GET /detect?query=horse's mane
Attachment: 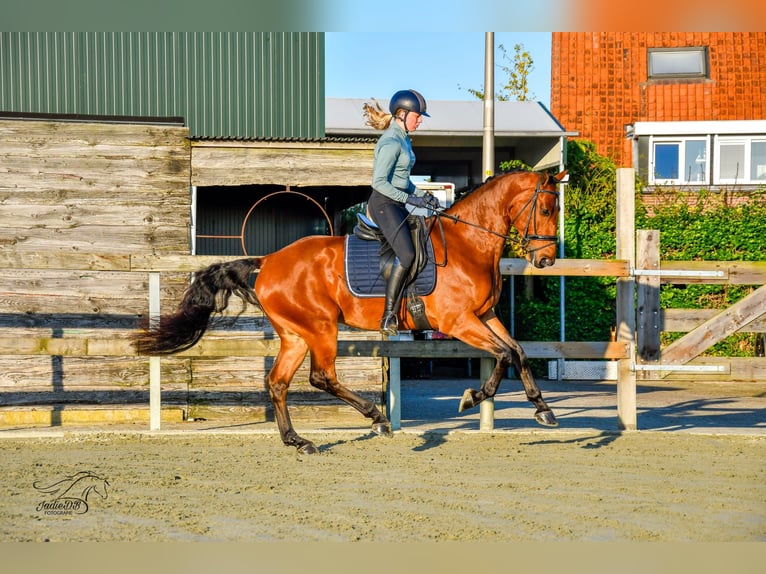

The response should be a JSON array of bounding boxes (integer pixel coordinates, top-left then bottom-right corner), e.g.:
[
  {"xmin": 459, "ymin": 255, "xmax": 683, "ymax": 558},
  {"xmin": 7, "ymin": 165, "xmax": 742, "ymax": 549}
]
[{"xmin": 451, "ymin": 169, "xmax": 537, "ymax": 207}]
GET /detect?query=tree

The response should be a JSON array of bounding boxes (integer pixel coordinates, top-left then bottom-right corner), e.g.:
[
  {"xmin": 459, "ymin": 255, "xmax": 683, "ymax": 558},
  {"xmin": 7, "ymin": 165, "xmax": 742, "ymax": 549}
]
[{"xmin": 461, "ymin": 43, "xmax": 536, "ymax": 101}]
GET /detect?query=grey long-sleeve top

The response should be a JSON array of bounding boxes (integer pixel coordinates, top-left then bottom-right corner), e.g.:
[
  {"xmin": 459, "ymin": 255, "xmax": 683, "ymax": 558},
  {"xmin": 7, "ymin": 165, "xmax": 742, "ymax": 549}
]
[{"xmin": 370, "ymin": 122, "xmax": 424, "ymax": 203}]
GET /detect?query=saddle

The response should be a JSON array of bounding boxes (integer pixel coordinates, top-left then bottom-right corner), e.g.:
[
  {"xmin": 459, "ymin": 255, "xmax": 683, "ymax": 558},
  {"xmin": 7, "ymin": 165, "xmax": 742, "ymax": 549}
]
[{"xmin": 344, "ymin": 213, "xmax": 436, "ymax": 330}]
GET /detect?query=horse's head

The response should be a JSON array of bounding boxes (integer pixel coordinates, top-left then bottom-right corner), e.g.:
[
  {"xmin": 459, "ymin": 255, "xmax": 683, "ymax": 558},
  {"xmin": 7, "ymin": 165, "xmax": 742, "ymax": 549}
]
[
  {"xmin": 82, "ymin": 475, "xmax": 110, "ymax": 501},
  {"xmin": 33, "ymin": 470, "xmax": 109, "ymax": 502},
  {"xmin": 509, "ymin": 170, "xmax": 565, "ymax": 268}
]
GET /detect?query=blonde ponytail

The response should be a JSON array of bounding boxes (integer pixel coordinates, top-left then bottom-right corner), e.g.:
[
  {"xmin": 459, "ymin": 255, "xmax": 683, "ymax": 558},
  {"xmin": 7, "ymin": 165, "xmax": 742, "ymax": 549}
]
[{"xmin": 362, "ymin": 99, "xmax": 394, "ymax": 130}]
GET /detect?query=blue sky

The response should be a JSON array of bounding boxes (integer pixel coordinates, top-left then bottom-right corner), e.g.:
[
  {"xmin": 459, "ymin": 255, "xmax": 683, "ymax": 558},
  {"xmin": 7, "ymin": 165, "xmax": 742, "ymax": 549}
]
[{"xmin": 325, "ymin": 32, "xmax": 552, "ymax": 108}]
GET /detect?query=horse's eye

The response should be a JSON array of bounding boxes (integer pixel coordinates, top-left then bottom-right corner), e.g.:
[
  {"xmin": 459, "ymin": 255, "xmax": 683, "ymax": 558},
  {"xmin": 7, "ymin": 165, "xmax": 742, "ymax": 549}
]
[{"xmin": 541, "ymin": 208, "xmax": 552, "ymax": 217}]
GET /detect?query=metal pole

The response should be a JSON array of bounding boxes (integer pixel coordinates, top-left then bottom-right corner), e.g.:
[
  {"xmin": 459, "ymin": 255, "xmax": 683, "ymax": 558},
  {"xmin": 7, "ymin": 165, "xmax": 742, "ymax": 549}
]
[
  {"xmin": 482, "ymin": 32, "xmax": 495, "ymax": 182},
  {"xmin": 557, "ymin": 135, "xmax": 566, "ymax": 382},
  {"xmin": 480, "ymin": 32, "xmax": 495, "ymax": 427}
]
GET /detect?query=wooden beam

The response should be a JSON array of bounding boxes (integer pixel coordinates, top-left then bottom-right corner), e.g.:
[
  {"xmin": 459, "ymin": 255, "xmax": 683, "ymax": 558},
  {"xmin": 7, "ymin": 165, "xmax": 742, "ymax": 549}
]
[
  {"xmin": 662, "ymin": 308, "xmax": 766, "ymax": 333},
  {"xmin": 661, "ymin": 283, "xmax": 766, "ymax": 364},
  {"xmin": 338, "ymin": 340, "xmax": 629, "ymax": 359},
  {"xmin": 0, "ymin": 336, "xmax": 629, "ymax": 360},
  {"xmin": 1, "ymin": 252, "xmax": 634, "ymax": 277},
  {"xmin": 0, "ymin": 252, "xmax": 131, "ymax": 271},
  {"xmin": 191, "ymin": 141, "xmax": 374, "ymax": 187},
  {"xmin": 659, "ymin": 261, "xmax": 766, "ymax": 284},
  {"xmin": 615, "ymin": 168, "xmax": 637, "ymax": 430},
  {"xmin": 636, "ymin": 230, "xmax": 661, "ymax": 362},
  {"xmin": 499, "ymin": 258, "xmax": 630, "ymax": 277},
  {"xmin": 129, "ymin": 254, "xmax": 248, "ymax": 272}
]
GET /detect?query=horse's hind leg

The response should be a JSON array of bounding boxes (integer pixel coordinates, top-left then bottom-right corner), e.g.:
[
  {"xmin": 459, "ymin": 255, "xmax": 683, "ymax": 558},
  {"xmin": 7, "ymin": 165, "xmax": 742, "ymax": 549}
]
[
  {"xmin": 307, "ymin": 336, "xmax": 392, "ymax": 438},
  {"xmin": 266, "ymin": 334, "xmax": 319, "ymax": 454}
]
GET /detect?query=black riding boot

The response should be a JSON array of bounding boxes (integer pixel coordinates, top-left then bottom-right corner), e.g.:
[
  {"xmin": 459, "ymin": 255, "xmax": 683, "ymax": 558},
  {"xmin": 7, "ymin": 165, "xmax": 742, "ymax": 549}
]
[{"xmin": 380, "ymin": 262, "xmax": 410, "ymax": 336}]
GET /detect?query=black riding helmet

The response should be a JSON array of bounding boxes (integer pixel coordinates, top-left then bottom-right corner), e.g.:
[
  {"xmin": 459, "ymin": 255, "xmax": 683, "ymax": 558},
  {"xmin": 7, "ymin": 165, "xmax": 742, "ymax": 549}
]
[{"xmin": 389, "ymin": 89, "xmax": 430, "ymax": 117}]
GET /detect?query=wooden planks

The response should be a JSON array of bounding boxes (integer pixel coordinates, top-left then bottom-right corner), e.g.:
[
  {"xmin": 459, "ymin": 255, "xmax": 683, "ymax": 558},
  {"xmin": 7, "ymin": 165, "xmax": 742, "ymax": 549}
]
[
  {"xmin": 615, "ymin": 168, "xmax": 637, "ymax": 430},
  {"xmin": 0, "ymin": 118, "xmax": 194, "ymax": 412},
  {"xmin": 1, "ymin": 122, "xmax": 764, "ymax": 421},
  {"xmin": 0, "ymin": 120, "xmax": 190, "ymax": 194},
  {"xmin": 191, "ymin": 140, "xmax": 374, "ymax": 187}
]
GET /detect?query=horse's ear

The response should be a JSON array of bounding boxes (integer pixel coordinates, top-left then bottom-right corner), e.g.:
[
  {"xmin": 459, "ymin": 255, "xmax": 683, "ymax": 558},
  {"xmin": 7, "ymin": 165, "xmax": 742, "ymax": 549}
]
[{"xmin": 552, "ymin": 170, "xmax": 569, "ymax": 183}]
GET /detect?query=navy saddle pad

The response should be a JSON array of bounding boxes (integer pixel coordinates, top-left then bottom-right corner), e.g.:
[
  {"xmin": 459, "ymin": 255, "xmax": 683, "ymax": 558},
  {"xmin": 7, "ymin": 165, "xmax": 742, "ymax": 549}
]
[{"xmin": 344, "ymin": 234, "xmax": 436, "ymax": 298}]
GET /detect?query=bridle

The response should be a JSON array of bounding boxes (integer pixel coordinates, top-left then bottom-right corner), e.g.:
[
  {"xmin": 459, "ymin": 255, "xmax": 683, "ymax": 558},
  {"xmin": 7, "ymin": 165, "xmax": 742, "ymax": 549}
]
[
  {"xmin": 428, "ymin": 174, "xmax": 560, "ymax": 263},
  {"xmin": 510, "ymin": 176, "xmax": 560, "ymax": 253}
]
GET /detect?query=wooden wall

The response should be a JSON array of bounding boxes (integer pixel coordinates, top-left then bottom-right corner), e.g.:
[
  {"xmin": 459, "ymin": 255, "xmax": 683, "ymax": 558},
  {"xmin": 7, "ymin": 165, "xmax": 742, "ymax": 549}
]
[
  {"xmin": 0, "ymin": 118, "xmax": 192, "ymax": 313},
  {"xmin": 191, "ymin": 139, "xmax": 374, "ymax": 187},
  {"xmin": 0, "ymin": 118, "xmax": 384, "ymax": 422}
]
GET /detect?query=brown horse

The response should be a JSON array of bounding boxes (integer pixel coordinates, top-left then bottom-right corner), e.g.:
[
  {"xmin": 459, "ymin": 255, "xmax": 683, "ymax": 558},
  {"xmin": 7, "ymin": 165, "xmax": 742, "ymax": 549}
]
[{"xmin": 133, "ymin": 169, "xmax": 566, "ymax": 453}]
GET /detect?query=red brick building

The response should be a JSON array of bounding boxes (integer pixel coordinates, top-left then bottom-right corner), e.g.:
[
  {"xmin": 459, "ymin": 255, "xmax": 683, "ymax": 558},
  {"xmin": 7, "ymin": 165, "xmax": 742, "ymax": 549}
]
[{"xmin": 551, "ymin": 32, "xmax": 766, "ymax": 190}]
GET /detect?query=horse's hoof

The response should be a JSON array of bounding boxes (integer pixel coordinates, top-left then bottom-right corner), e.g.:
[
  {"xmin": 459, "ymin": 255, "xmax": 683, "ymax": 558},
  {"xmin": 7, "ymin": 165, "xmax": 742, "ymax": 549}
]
[
  {"xmin": 372, "ymin": 421, "xmax": 393, "ymax": 437},
  {"xmin": 458, "ymin": 389, "xmax": 476, "ymax": 413},
  {"xmin": 297, "ymin": 442, "xmax": 319, "ymax": 455},
  {"xmin": 535, "ymin": 409, "xmax": 558, "ymax": 427}
]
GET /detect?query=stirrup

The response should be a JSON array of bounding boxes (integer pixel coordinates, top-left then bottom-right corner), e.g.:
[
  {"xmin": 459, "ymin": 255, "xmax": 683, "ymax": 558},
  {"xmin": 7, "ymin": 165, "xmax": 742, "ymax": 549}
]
[{"xmin": 380, "ymin": 313, "xmax": 399, "ymax": 336}]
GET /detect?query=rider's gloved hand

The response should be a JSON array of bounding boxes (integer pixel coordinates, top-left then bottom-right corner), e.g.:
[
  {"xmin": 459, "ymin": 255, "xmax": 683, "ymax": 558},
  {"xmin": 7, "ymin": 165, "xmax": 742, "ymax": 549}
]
[
  {"xmin": 406, "ymin": 193, "xmax": 441, "ymax": 211},
  {"xmin": 424, "ymin": 193, "xmax": 441, "ymax": 210}
]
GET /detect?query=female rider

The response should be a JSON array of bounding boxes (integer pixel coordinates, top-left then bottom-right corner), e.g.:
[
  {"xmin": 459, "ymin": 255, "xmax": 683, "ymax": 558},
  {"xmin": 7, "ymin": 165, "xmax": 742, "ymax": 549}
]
[{"xmin": 362, "ymin": 89, "xmax": 441, "ymax": 336}]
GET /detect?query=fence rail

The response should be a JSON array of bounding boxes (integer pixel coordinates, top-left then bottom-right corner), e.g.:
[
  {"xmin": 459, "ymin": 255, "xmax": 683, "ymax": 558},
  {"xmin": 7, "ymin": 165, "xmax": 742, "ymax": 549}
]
[
  {"xmin": 2, "ymin": 251, "xmax": 765, "ymax": 431},
  {"xmin": 0, "ymin": 254, "xmax": 633, "ymax": 431},
  {"xmin": 0, "ymin": 335, "xmax": 629, "ymax": 360}
]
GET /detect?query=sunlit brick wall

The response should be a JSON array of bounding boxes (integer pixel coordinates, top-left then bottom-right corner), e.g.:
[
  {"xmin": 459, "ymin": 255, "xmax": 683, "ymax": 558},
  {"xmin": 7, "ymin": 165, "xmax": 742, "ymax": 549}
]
[{"xmin": 551, "ymin": 32, "xmax": 766, "ymax": 167}]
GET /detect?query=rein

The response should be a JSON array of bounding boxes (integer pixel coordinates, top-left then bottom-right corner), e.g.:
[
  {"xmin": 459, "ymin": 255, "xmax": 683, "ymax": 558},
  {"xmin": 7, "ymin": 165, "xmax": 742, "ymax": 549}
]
[{"xmin": 429, "ymin": 177, "xmax": 560, "ymax": 262}]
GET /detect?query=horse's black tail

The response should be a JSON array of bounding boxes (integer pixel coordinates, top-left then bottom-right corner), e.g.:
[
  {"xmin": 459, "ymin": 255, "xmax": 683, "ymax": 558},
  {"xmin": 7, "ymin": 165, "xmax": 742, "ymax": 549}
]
[{"xmin": 132, "ymin": 257, "xmax": 263, "ymax": 355}]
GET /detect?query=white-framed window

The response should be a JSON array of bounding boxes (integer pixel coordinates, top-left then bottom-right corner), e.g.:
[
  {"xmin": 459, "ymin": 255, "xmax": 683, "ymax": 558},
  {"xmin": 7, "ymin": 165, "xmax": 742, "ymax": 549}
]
[
  {"xmin": 633, "ymin": 121, "xmax": 766, "ymax": 189},
  {"xmin": 648, "ymin": 47, "xmax": 708, "ymax": 79},
  {"xmin": 649, "ymin": 136, "xmax": 709, "ymax": 185},
  {"xmin": 714, "ymin": 136, "xmax": 766, "ymax": 184}
]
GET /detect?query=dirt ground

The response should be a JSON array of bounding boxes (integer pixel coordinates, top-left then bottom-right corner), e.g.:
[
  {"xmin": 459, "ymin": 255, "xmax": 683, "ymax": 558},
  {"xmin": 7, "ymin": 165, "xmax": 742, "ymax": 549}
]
[{"xmin": 1, "ymin": 379, "xmax": 765, "ymax": 542}]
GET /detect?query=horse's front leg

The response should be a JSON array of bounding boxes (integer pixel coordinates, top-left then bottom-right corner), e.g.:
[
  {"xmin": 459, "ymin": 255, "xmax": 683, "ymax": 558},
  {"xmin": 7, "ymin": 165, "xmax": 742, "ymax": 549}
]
[
  {"xmin": 457, "ymin": 350, "xmax": 509, "ymax": 412},
  {"xmin": 453, "ymin": 314, "xmax": 557, "ymax": 427},
  {"xmin": 484, "ymin": 314, "xmax": 557, "ymax": 426}
]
